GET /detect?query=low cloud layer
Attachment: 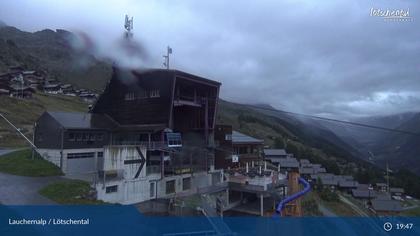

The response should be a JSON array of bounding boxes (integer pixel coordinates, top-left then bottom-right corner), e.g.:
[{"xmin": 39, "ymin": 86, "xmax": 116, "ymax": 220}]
[{"xmin": 0, "ymin": 0, "xmax": 419, "ymax": 118}]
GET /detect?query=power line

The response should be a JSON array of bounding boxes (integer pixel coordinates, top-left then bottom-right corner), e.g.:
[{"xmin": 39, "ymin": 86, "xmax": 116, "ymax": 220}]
[{"xmin": 226, "ymin": 101, "xmax": 420, "ymax": 137}]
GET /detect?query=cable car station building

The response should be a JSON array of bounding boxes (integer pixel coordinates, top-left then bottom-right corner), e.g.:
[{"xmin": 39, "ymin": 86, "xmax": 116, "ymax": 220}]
[{"xmin": 34, "ymin": 67, "xmax": 223, "ymax": 204}]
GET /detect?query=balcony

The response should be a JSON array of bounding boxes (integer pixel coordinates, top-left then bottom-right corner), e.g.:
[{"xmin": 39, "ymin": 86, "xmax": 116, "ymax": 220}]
[
  {"xmin": 173, "ymin": 95, "xmax": 203, "ymax": 107},
  {"xmin": 109, "ymin": 141, "xmax": 167, "ymax": 150}
]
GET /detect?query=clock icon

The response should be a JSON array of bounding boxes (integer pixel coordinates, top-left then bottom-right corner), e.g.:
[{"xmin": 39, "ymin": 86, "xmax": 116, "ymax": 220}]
[{"xmin": 384, "ymin": 222, "xmax": 393, "ymax": 232}]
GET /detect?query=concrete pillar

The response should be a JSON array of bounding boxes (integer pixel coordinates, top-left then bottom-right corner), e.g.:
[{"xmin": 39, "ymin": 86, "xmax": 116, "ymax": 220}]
[
  {"xmin": 264, "ymin": 162, "xmax": 267, "ymax": 171},
  {"xmin": 226, "ymin": 189, "xmax": 229, "ymax": 206},
  {"xmin": 260, "ymin": 194, "xmax": 264, "ymax": 217},
  {"xmin": 246, "ymin": 162, "xmax": 249, "ymax": 173}
]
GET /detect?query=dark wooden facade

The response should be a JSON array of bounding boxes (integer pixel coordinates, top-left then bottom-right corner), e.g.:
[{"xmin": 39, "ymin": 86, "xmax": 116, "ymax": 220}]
[
  {"xmin": 34, "ymin": 112, "xmax": 112, "ymax": 149},
  {"xmin": 214, "ymin": 124, "xmax": 233, "ymax": 169},
  {"xmin": 92, "ymin": 68, "xmax": 220, "ymax": 135},
  {"xmin": 35, "ymin": 67, "xmax": 222, "ymax": 177}
]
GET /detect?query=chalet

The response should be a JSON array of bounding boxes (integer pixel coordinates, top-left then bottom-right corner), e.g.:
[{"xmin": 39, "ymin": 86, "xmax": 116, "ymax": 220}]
[
  {"xmin": 338, "ymin": 180, "xmax": 359, "ymax": 193},
  {"xmin": 263, "ymin": 149, "xmax": 287, "ymax": 161},
  {"xmin": 371, "ymin": 199, "xmax": 402, "ymax": 216},
  {"xmin": 276, "ymin": 157, "xmax": 300, "ymax": 171},
  {"xmin": 214, "ymin": 128, "xmax": 264, "ymax": 169},
  {"xmin": 351, "ymin": 189, "xmax": 376, "ymax": 200},
  {"xmin": 61, "ymin": 84, "xmax": 74, "ymax": 95},
  {"xmin": 231, "ymin": 131, "xmax": 263, "ymax": 163},
  {"xmin": 311, "ymin": 174, "xmax": 357, "ymax": 191},
  {"xmin": 35, "ymin": 68, "xmax": 223, "ymax": 204},
  {"xmin": 390, "ymin": 187, "xmax": 404, "ymax": 197},
  {"xmin": 375, "ymin": 183, "xmax": 388, "ymax": 192},
  {"xmin": 43, "ymin": 84, "xmax": 61, "ymax": 94},
  {"xmin": 9, "ymin": 84, "xmax": 35, "ymax": 98}
]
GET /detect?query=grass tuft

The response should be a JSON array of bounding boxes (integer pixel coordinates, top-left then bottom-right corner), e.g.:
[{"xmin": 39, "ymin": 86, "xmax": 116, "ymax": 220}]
[{"xmin": 0, "ymin": 149, "xmax": 63, "ymax": 176}]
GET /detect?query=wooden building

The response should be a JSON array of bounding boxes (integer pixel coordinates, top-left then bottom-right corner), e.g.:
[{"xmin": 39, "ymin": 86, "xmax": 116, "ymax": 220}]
[
  {"xmin": 34, "ymin": 67, "xmax": 223, "ymax": 204},
  {"xmin": 214, "ymin": 127, "xmax": 264, "ymax": 169}
]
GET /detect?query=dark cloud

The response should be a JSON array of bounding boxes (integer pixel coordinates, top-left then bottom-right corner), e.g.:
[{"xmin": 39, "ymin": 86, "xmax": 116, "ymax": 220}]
[{"xmin": 0, "ymin": 0, "xmax": 419, "ymax": 117}]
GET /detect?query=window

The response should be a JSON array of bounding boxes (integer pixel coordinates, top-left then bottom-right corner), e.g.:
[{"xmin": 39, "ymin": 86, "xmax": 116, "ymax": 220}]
[
  {"xmin": 167, "ymin": 133, "xmax": 182, "ymax": 147},
  {"xmin": 166, "ymin": 180, "xmax": 175, "ymax": 194},
  {"xmin": 124, "ymin": 92, "xmax": 135, "ymax": 101},
  {"xmin": 150, "ymin": 89, "xmax": 160, "ymax": 98},
  {"xmin": 182, "ymin": 177, "xmax": 191, "ymax": 191},
  {"xmin": 97, "ymin": 152, "xmax": 103, "ymax": 158},
  {"xmin": 225, "ymin": 134, "xmax": 232, "ymax": 141},
  {"xmin": 83, "ymin": 133, "xmax": 89, "ymax": 141},
  {"xmin": 89, "ymin": 133, "xmax": 96, "ymax": 141},
  {"xmin": 96, "ymin": 133, "xmax": 104, "ymax": 141},
  {"xmin": 68, "ymin": 133, "xmax": 75, "ymax": 141},
  {"xmin": 150, "ymin": 182, "xmax": 155, "ymax": 198},
  {"xmin": 67, "ymin": 152, "xmax": 95, "ymax": 159},
  {"xmin": 76, "ymin": 133, "xmax": 83, "ymax": 141},
  {"xmin": 105, "ymin": 185, "xmax": 118, "ymax": 193}
]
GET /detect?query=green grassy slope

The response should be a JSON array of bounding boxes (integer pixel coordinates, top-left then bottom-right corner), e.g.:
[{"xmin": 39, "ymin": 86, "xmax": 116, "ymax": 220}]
[
  {"xmin": 0, "ymin": 149, "xmax": 63, "ymax": 176},
  {"xmin": 0, "ymin": 93, "xmax": 88, "ymax": 147}
]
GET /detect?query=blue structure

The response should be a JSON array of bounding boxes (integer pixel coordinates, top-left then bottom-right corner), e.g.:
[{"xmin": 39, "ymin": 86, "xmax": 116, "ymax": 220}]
[{"xmin": 274, "ymin": 177, "xmax": 311, "ymax": 217}]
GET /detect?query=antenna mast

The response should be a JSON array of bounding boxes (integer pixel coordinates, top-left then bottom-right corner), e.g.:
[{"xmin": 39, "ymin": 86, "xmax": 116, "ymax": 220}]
[
  {"xmin": 163, "ymin": 46, "xmax": 172, "ymax": 69},
  {"xmin": 124, "ymin": 14, "xmax": 133, "ymax": 39}
]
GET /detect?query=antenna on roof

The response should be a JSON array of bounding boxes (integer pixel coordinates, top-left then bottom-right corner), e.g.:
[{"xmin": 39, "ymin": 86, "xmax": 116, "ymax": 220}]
[
  {"xmin": 163, "ymin": 46, "xmax": 172, "ymax": 69},
  {"xmin": 124, "ymin": 14, "xmax": 133, "ymax": 39}
]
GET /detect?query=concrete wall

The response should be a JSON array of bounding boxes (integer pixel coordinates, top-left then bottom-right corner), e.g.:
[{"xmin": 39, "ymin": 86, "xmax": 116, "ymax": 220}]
[
  {"xmin": 40, "ymin": 146, "xmax": 221, "ymax": 205},
  {"xmin": 37, "ymin": 148, "xmax": 104, "ymax": 175}
]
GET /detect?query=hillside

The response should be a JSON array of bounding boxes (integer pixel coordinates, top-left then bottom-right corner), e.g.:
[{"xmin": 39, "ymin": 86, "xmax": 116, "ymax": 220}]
[
  {"xmin": 325, "ymin": 112, "xmax": 420, "ymax": 175},
  {"xmin": 217, "ymin": 100, "xmax": 420, "ymax": 198},
  {"xmin": 0, "ymin": 93, "xmax": 88, "ymax": 147},
  {"xmin": 0, "ymin": 25, "xmax": 112, "ymax": 90},
  {"xmin": 217, "ymin": 100, "xmax": 365, "ymax": 175},
  {"xmin": 373, "ymin": 113, "xmax": 420, "ymax": 174}
]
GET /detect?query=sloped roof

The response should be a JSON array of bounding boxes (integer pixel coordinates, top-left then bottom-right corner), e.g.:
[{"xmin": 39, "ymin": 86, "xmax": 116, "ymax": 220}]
[
  {"xmin": 232, "ymin": 131, "xmax": 264, "ymax": 144},
  {"xmin": 352, "ymin": 189, "xmax": 376, "ymax": 198},
  {"xmin": 263, "ymin": 149, "xmax": 287, "ymax": 156},
  {"xmin": 338, "ymin": 180, "xmax": 359, "ymax": 188},
  {"xmin": 300, "ymin": 167, "xmax": 316, "ymax": 175},
  {"xmin": 276, "ymin": 157, "xmax": 299, "ymax": 168},
  {"xmin": 46, "ymin": 111, "xmax": 118, "ymax": 130},
  {"xmin": 372, "ymin": 200, "xmax": 402, "ymax": 212}
]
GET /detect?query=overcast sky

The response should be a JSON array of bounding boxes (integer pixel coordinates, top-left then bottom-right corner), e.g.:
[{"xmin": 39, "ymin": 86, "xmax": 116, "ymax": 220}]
[{"xmin": 0, "ymin": 0, "xmax": 419, "ymax": 118}]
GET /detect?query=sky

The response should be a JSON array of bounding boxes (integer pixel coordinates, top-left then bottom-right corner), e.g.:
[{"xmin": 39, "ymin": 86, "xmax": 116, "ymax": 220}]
[{"xmin": 0, "ymin": 0, "xmax": 419, "ymax": 118}]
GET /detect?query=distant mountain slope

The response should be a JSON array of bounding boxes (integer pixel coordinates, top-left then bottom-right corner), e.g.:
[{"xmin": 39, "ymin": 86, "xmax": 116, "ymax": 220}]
[
  {"xmin": 324, "ymin": 112, "xmax": 420, "ymax": 175},
  {"xmin": 0, "ymin": 26, "xmax": 112, "ymax": 90},
  {"xmin": 373, "ymin": 113, "xmax": 420, "ymax": 174},
  {"xmin": 218, "ymin": 100, "xmax": 362, "ymax": 164},
  {"xmin": 326, "ymin": 112, "xmax": 416, "ymax": 156}
]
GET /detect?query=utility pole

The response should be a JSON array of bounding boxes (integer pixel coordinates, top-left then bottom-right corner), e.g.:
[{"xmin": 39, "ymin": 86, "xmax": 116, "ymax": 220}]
[
  {"xmin": 163, "ymin": 46, "xmax": 172, "ymax": 69},
  {"xmin": 0, "ymin": 113, "xmax": 38, "ymax": 159},
  {"xmin": 386, "ymin": 162, "xmax": 390, "ymax": 193}
]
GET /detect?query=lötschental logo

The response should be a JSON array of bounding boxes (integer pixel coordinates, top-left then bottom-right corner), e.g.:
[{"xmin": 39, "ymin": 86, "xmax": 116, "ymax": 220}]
[{"xmin": 370, "ymin": 7, "xmax": 412, "ymax": 22}]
